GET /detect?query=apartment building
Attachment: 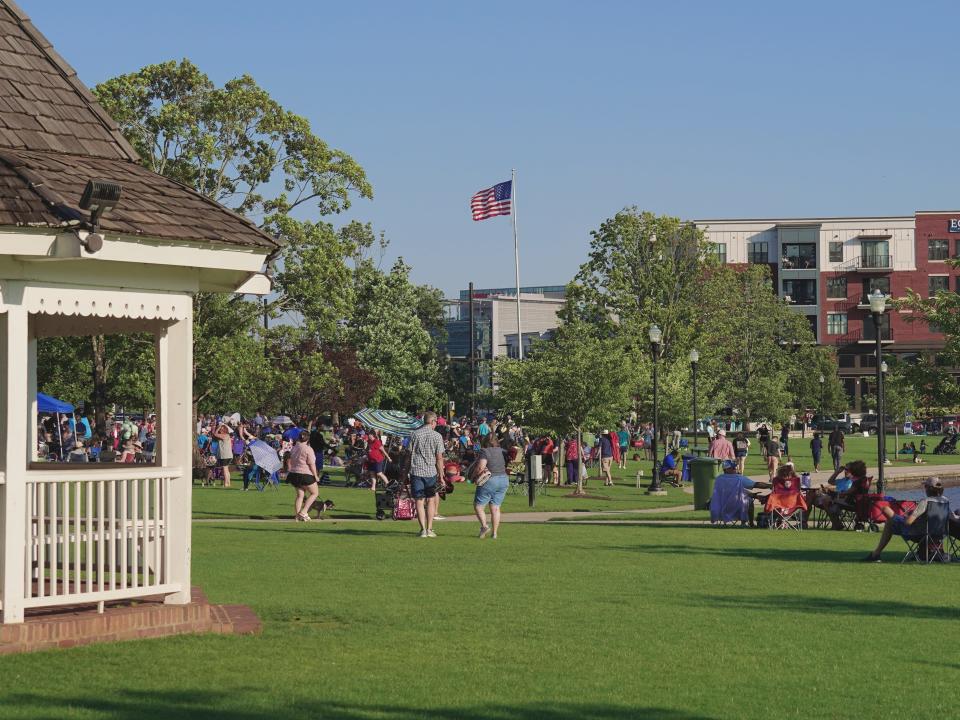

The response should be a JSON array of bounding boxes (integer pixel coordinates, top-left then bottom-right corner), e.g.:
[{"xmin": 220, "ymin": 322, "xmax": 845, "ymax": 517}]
[{"xmin": 697, "ymin": 212, "xmax": 959, "ymax": 410}]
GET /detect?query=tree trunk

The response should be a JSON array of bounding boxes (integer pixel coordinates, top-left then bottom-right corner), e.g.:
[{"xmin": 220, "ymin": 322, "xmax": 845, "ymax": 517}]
[{"xmin": 91, "ymin": 335, "xmax": 109, "ymax": 433}]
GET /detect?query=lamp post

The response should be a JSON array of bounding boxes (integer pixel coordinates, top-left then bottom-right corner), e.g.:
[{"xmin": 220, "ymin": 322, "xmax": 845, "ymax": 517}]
[
  {"xmin": 646, "ymin": 323, "xmax": 665, "ymax": 494},
  {"xmin": 690, "ymin": 349, "xmax": 699, "ymax": 451},
  {"xmin": 869, "ymin": 288, "xmax": 887, "ymax": 493},
  {"xmin": 819, "ymin": 374, "xmax": 825, "ymax": 418},
  {"xmin": 881, "ymin": 360, "xmax": 889, "ymax": 469}
]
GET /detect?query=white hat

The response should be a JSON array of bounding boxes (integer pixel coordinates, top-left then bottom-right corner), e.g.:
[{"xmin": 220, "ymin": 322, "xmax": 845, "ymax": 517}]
[{"xmin": 718, "ymin": 429, "xmax": 726, "ymax": 436}]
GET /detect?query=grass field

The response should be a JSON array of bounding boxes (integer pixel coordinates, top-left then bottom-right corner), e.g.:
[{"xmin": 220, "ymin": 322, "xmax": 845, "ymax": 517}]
[{"xmin": 0, "ymin": 520, "xmax": 956, "ymax": 719}]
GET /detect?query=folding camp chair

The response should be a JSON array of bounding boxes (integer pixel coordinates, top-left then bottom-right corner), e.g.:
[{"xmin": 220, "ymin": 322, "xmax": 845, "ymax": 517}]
[
  {"xmin": 902, "ymin": 497, "xmax": 951, "ymax": 564},
  {"xmin": 766, "ymin": 477, "xmax": 807, "ymax": 531}
]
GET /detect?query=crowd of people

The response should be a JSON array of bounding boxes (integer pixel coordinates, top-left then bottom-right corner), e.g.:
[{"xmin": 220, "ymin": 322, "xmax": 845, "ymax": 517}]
[{"xmin": 38, "ymin": 411, "xmax": 157, "ymax": 463}]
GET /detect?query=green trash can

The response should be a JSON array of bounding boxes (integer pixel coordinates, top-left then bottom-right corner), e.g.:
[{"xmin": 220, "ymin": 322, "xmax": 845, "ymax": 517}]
[{"xmin": 691, "ymin": 458, "xmax": 718, "ymax": 510}]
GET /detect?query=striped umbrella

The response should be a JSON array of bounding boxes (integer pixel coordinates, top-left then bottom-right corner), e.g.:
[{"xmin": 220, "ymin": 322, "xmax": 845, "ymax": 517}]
[{"xmin": 353, "ymin": 409, "xmax": 424, "ymax": 437}]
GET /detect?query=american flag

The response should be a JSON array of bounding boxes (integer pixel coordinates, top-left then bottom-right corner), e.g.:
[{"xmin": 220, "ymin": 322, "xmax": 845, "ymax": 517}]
[{"xmin": 471, "ymin": 180, "xmax": 512, "ymax": 221}]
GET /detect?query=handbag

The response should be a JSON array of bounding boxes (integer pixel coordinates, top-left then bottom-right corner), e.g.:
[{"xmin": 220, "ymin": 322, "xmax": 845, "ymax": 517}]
[{"xmin": 465, "ymin": 459, "xmax": 491, "ymax": 487}]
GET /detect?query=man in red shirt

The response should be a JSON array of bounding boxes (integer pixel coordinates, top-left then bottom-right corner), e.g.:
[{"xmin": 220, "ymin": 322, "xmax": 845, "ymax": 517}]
[{"xmin": 709, "ymin": 429, "xmax": 736, "ymax": 462}]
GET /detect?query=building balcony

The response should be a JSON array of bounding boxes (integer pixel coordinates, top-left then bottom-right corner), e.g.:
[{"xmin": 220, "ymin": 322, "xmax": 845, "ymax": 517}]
[
  {"xmin": 859, "ymin": 327, "xmax": 894, "ymax": 344},
  {"xmin": 838, "ymin": 255, "xmax": 893, "ymax": 273}
]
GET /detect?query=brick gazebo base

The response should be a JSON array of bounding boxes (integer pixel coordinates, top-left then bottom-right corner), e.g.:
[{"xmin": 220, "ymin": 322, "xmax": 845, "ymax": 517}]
[{"xmin": 0, "ymin": 587, "xmax": 260, "ymax": 655}]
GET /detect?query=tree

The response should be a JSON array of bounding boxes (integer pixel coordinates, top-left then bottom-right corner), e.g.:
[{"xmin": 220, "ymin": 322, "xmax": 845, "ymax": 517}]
[
  {"xmin": 495, "ymin": 324, "xmax": 633, "ymax": 495},
  {"xmin": 561, "ymin": 209, "xmax": 713, "ymax": 430},
  {"xmin": 347, "ymin": 259, "xmax": 444, "ymax": 411},
  {"xmin": 563, "ymin": 209, "xmax": 709, "ymax": 350},
  {"xmin": 696, "ymin": 265, "xmax": 814, "ymax": 425},
  {"xmin": 313, "ymin": 346, "xmax": 379, "ymax": 421},
  {"xmin": 94, "ymin": 60, "xmax": 372, "ymax": 412},
  {"xmin": 785, "ymin": 344, "xmax": 847, "ymax": 418},
  {"xmin": 37, "ymin": 333, "xmax": 155, "ymax": 430}
]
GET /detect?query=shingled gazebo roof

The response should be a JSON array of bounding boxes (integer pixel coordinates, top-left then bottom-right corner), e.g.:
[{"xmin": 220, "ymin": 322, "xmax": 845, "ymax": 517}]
[{"xmin": 0, "ymin": 1, "xmax": 279, "ymax": 250}]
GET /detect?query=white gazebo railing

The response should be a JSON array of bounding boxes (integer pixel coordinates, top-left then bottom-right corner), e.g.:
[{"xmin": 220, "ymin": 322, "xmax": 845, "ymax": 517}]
[{"xmin": 23, "ymin": 467, "xmax": 182, "ymax": 609}]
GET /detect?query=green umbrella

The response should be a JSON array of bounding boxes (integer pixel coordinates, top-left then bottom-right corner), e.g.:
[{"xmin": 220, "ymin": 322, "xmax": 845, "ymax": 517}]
[{"xmin": 353, "ymin": 409, "xmax": 424, "ymax": 437}]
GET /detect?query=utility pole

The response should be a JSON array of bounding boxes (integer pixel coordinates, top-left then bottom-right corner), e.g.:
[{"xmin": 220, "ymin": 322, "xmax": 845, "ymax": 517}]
[{"xmin": 468, "ymin": 282, "xmax": 476, "ymax": 419}]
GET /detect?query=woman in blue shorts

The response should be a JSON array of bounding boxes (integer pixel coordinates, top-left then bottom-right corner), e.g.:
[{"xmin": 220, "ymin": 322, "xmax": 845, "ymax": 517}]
[{"xmin": 472, "ymin": 434, "xmax": 509, "ymax": 539}]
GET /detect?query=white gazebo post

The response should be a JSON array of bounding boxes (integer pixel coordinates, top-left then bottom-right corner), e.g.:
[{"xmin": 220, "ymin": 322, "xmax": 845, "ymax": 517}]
[
  {"xmin": 158, "ymin": 310, "xmax": 193, "ymax": 605},
  {"xmin": 1, "ymin": 289, "xmax": 30, "ymax": 623}
]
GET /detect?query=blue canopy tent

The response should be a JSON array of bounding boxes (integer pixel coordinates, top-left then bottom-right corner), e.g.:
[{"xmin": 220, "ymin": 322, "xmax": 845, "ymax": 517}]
[
  {"xmin": 37, "ymin": 392, "xmax": 74, "ymax": 414},
  {"xmin": 37, "ymin": 393, "xmax": 75, "ymax": 459}
]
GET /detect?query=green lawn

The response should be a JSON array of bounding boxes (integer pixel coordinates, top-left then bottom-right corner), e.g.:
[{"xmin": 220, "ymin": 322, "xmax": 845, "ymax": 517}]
[
  {"xmin": 191, "ymin": 466, "xmax": 692, "ymax": 520},
  {"xmin": 1, "ymin": 521, "xmax": 956, "ymax": 719},
  {"xmin": 193, "ymin": 433, "xmax": 958, "ymax": 522},
  {"xmin": 722, "ymin": 433, "xmax": 957, "ymax": 476}
]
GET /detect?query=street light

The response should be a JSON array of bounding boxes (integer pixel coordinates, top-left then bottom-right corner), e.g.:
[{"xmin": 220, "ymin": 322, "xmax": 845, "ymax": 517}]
[
  {"xmin": 689, "ymin": 349, "xmax": 699, "ymax": 451},
  {"xmin": 869, "ymin": 288, "xmax": 887, "ymax": 492},
  {"xmin": 881, "ymin": 360, "xmax": 889, "ymax": 468},
  {"xmin": 646, "ymin": 323, "xmax": 665, "ymax": 495},
  {"xmin": 819, "ymin": 374, "xmax": 825, "ymax": 418}
]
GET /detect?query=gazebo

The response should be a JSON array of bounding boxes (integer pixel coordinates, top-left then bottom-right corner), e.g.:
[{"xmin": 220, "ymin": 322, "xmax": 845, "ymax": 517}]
[{"xmin": 0, "ymin": 1, "xmax": 277, "ymax": 628}]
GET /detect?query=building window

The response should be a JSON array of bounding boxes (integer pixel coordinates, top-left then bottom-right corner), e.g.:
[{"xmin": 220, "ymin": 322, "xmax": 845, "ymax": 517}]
[
  {"xmin": 782, "ymin": 243, "xmax": 817, "ymax": 269},
  {"xmin": 826, "ymin": 276, "xmax": 847, "ymax": 299},
  {"xmin": 930, "ymin": 275, "xmax": 949, "ymax": 295},
  {"xmin": 838, "ymin": 354, "xmax": 855, "ymax": 368},
  {"xmin": 955, "ymin": 239, "xmax": 960, "ymax": 258},
  {"xmin": 829, "ymin": 241, "xmax": 843, "ymax": 263},
  {"xmin": 709, "ymin": 243, "xmax": 727, "ymax": 264},
  {"xmin": 782, "ymin": 279, "xmax": 816, "ymax": 305},
  {"xmin": 827, "ymin": 312, "xmax": 847, "ymax": 335},
  {"xmin": 862, "ymin": 277, "xmax": 890, "ymax": 304},
  {"xmin": 929, "ymin": 239, "xmax": 949, "ymax": 261},
  {"xmin": 748, "ymin": 241, "xmax": 768, "ymax": 264}
]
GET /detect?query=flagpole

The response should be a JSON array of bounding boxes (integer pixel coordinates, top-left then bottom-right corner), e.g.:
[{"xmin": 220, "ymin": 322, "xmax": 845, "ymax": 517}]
[{"xmin": 512, "ymin": 168, "xmax": 523, "ymax": 360}]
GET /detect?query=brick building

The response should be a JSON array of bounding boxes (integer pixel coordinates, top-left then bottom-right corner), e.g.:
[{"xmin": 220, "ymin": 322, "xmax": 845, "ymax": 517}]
[{"xmin": 697, "ymin": 213, "xmax": 958, "ymax": 411}]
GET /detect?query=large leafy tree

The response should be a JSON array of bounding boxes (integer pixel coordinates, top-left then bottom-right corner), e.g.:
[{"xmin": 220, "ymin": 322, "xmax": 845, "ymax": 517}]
[
  {"xmin": 696, "ymin": 265, "xmax": 814, "ymax": 424},
  {"xmin": 561, "ymin": 209, "xmax": 713, "ymax": 430},
  {"xmin": 93, "ymin": 60, "xmax": 372, "ymax": 411},
  {"xmin": 347, "ymin": 259, "xmax": 444, "ymax": 411},
  {"xmin": 495, "ymin": 324, "xmax": 633, "ymax": 495}
]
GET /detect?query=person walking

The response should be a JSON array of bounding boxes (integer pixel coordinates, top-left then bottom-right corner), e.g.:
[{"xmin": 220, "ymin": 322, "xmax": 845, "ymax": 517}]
[
  {"xmin": 287, "ymin": 430, "xmax": 319, "ymax": 521},
  {"xmin": 564, "ymin": 434, "xmax": 580, "ymax": 486},
  {"xmin": 733, "ymin": 431, "xmax": 750, "ymax": 475},
  {"xmin": 757, "ymin": 424, "xmax": 770, "ymax": 460},
  {"xmin": 779, "ymin": 423, "xmax": 790, "ymax": 457},
  {"xmin": 472, "ymin": 434, "xmax": 509, "ymax": 539},
  {"xmin": 810, "ymin": 431, "xmax": 823, "ymax": 472},
  {"xmin": 599, "ymin": 430, "xmax": 615, "ymax": 486},
  {"xmin": 366, "ymin": 432, "xmax": 391, "ymax": 493},
  {"xmin": 828, "ymin": 426, "xmax": 845, "ymax": 472},
  {"xmin": 409, "ymin": 411, "xmax": 445, "ymax": 538},
  {"xmin": 617, "ymin": 422, "xmax": 630, "ymax": 470}
]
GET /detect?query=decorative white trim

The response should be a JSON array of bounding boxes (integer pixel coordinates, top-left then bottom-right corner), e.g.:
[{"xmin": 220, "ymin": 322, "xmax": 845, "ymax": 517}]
[{"xmin": 23, "ymin": 285, "xmax": 190, "ymax": 321}]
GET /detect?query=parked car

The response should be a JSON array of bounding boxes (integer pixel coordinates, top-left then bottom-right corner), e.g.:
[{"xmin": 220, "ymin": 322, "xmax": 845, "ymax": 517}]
[
  {"xmin": 810, "ymin": 414, "xmax": 854, "ymax": 433},
  {"xmin": 858, "ymin": 414, "xmax": 894, "ymax": 435}
]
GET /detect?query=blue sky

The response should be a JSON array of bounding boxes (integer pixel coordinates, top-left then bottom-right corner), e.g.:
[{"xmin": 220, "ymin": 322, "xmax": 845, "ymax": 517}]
[{"xmin": 27, "ymin": 0, "xmax": 960, "ymax": 296}]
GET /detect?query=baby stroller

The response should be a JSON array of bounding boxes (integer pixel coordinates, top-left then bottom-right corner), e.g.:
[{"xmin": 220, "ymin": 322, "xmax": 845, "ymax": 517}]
[{"xmin": 933, "ymin": 434, "xmax": 958, "ymax": 455}]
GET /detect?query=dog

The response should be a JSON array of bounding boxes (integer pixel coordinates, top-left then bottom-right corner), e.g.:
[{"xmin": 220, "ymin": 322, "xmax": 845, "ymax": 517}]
[{"xmin": 311, "ymin": 499, "xmax": 335, "ymax": 518}]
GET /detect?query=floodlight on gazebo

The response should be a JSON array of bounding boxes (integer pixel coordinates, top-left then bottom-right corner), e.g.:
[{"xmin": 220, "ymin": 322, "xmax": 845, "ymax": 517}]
[{"xmin": 78, "ymin": 179, "xmax": 122, "ymax": 246}]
